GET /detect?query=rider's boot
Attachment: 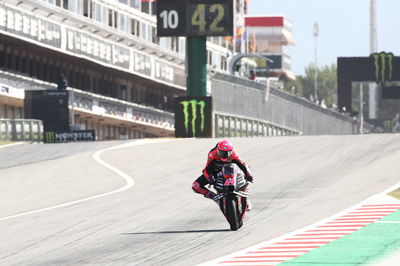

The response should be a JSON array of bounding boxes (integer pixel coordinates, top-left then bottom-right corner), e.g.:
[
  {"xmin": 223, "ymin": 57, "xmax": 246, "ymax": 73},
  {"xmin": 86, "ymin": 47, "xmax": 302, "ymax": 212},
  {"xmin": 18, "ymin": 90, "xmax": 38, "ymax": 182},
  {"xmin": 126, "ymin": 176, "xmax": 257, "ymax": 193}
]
[{"xmin": 246, "ymin": 198, "xmax": 252, "ymax": 211}]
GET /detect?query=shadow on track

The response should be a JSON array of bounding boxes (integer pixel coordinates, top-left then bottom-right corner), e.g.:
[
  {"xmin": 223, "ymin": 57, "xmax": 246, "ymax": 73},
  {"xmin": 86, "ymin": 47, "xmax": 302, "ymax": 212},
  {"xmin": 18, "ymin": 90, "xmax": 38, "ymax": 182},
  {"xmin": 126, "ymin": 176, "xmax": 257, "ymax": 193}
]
[{"xmin": 123, "ymin": 229, "xmax": 231, "ymax": 235}]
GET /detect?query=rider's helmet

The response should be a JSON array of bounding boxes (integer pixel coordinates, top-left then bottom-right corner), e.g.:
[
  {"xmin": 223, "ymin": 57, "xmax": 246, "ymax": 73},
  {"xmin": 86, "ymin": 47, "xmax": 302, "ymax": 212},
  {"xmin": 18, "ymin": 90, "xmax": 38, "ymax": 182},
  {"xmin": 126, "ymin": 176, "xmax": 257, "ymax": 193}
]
[{"xmin": 217, "ymin": 140, "xmax": 233, "ymax": 162}]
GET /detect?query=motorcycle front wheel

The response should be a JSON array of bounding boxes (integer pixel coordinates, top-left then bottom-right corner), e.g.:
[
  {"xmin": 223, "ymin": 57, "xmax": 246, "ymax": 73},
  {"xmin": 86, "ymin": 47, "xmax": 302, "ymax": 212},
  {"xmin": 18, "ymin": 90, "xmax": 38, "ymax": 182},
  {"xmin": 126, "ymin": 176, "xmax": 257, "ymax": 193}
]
[{"xmin": 225, "ymin": 196, "xmax": 240, "ymax": 231}]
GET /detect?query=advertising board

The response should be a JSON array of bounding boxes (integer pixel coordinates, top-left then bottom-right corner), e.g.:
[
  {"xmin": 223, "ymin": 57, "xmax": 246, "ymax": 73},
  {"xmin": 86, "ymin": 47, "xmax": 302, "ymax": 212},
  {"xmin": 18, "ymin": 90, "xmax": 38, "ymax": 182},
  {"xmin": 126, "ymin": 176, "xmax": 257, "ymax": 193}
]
[{"xmin": 175, "ymin": 96, "xmax": 212, "ymax": 138}]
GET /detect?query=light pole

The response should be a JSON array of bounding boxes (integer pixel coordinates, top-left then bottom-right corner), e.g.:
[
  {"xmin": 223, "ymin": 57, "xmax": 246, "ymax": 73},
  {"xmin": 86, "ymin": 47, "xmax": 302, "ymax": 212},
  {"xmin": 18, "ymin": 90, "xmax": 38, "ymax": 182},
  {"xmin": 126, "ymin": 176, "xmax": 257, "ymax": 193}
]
[
  {"xmin": 359, "ymin": 83, "xmax": 364, "ymax": 134},
  {"xmin": 313, "ymin": 22, "xmax": 319, "ymax": 102},
  {"xmin": 370, "ymin": 0, "xmax": 377, "ymax": 53},
  {"xmin": 368, "ymin": 0, "xmax": 378, "ymax": 120}
]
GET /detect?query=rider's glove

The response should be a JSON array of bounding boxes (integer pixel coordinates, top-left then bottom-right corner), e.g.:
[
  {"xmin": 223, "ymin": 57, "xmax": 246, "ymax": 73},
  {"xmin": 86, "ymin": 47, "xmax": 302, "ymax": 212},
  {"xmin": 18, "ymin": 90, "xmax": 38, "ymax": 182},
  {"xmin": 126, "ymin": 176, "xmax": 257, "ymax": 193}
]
[
  {"xmin": 204, "ymin": 191, "xmax": 217, "ymax": 200},
  {"xmin": 245, "ymin": 175, "xmax": 254, "ymax": 182},
  {"xmin": 207, "ymin": 175, "xmax": 216, "ymax": 185}
]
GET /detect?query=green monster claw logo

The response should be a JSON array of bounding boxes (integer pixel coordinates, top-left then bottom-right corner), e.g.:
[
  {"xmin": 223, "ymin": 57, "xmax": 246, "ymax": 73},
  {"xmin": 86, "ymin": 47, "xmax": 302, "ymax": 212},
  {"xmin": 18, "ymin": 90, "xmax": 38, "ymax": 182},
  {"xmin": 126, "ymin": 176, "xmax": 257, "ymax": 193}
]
[
  {"xmin": 180, "ymin": 100, "xmax": 206, "ymax": 136},
  {"xmin": 45, "ymin": 131, "xmax": 55, "ymax": 143},
  {"xmin": 371, "ymin": 52, "xmax": 394, "ymax": 83}
]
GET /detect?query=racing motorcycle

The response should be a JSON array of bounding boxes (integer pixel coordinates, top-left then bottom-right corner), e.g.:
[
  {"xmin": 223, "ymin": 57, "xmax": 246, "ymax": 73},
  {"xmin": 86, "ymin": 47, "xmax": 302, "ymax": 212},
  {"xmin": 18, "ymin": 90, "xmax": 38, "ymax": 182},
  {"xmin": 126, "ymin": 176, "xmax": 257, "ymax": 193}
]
[{"xmin": 212, "ymin": 163, "xmax": 250, "ymax": 231}]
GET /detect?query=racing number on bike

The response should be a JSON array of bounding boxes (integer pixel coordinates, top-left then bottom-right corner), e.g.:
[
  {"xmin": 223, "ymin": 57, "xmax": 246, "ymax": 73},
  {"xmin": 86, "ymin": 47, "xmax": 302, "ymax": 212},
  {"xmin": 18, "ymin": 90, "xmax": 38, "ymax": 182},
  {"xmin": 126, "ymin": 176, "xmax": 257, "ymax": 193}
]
[{"xmin": 224, "ymin": 178, "xmax": 235, "ymax": 186}]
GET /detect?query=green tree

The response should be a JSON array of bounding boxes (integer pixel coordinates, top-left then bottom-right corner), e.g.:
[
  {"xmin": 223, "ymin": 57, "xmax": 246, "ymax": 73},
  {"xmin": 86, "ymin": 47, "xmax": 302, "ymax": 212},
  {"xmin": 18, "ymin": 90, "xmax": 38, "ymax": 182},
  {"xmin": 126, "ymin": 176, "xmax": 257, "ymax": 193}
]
[
  {"xmin": 283, "ymin": 76, "xmax": 303, "ymax": 97},
  {"xmin": 284, "ymin": 63, "xmax": 338, "ymax": 108}
]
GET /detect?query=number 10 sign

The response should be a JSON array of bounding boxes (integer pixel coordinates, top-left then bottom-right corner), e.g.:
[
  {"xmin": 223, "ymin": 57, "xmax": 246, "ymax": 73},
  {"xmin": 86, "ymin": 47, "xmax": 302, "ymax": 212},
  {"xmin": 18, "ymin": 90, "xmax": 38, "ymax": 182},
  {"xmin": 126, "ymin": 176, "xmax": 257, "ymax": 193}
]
[{"xmin": 157, "ymin": 0, "xmax": 234, "ymax": 37}]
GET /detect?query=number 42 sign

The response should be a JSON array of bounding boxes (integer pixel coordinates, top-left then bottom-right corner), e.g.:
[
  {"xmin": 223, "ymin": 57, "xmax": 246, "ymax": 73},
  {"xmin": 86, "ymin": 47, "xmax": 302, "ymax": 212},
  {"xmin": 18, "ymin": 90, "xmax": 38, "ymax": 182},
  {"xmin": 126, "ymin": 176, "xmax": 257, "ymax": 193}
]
[{"xmin": 157, "ymin": 0, "xmax": 234, "ymax": 37}]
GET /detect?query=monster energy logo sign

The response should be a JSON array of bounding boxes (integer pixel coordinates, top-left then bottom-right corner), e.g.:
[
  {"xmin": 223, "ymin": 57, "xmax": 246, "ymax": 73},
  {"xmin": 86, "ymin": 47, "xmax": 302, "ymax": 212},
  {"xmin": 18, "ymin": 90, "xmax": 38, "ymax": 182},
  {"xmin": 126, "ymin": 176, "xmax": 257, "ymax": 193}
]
[
  {"xmin": 45, "ymin": 131, "xmax": 55, "ymax": 143},
  {"xmin": 45, "ymin": 130, "xmax": 96, "ymax": 143},
  {"xmin": 180, "ymin": 100, "xmax": 206, "ymax": 136},
  {"xmin": 371, "ymin": 52, "xmax": 394, "ymax": 83}
]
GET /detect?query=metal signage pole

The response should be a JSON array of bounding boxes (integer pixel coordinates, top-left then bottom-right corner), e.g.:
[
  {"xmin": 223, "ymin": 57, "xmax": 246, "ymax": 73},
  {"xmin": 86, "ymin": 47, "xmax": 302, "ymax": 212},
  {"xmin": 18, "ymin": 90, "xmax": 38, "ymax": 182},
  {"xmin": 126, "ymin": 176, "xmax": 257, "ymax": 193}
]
[
  {"xmin": 157, "ymin": 0, "xmax": 233, "ymax": 137},
  {"xmin": 186, "ymin": 37, "xmax": 207, "ymax": 97}
]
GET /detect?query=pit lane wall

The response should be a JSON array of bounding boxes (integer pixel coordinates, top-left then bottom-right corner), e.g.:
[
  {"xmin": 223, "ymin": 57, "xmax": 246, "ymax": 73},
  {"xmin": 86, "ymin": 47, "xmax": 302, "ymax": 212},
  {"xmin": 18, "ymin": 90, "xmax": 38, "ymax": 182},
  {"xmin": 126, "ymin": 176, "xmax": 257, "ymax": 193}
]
[
  {"xmin": 0, "ymin": 119, "xmax": 43, "ymax": 142},
  {"xmin": 211, "ymin": 73, "xmax": 365, "ymax": 137}
]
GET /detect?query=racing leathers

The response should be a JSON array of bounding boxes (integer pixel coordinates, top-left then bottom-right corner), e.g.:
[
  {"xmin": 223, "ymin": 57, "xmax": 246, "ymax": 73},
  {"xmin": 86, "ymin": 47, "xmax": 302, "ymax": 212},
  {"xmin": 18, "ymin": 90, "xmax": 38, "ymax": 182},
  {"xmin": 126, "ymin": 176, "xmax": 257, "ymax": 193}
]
[{"xmin": 192, "ymin": 144, "xmax": 253, "ymax": 199}]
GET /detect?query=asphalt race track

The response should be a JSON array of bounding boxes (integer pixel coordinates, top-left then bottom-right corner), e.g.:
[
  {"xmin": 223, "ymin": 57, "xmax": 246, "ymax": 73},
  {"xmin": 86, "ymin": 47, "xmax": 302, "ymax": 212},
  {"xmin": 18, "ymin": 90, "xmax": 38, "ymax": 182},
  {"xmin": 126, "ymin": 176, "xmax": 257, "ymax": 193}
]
[{"xmin": 1, "ymin": 134, "xmax": 400, "ymax": 265}]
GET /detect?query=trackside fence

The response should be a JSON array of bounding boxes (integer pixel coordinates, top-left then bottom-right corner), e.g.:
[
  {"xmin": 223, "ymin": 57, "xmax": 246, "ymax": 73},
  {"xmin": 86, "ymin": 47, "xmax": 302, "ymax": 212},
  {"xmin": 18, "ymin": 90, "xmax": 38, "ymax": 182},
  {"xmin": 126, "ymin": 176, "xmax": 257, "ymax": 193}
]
[
  {"xmin": 211, "ymin": 73, "xmax": 373, "ymax": 137},
  {"xmin": 0, "ymin": 119, "xmax": 43, "ymax": 142}
]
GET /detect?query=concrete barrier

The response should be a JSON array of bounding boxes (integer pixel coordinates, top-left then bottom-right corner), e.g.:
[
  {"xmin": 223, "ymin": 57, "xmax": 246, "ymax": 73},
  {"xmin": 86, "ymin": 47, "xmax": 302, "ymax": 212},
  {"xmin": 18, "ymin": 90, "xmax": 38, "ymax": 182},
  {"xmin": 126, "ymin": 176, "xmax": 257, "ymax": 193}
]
[{"xmin": 211, "ymin": 73, "xmax": 377, "ymax": 137}]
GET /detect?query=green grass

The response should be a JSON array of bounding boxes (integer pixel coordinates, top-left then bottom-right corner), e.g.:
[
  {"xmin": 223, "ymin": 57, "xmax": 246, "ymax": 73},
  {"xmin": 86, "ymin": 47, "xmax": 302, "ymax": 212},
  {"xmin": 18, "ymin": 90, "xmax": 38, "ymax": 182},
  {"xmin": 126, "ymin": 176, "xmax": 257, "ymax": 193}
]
[
  {"xmin": 388, "ymin": 188, "xmax": 400, "ymax": 200},
  {"xmin": 0, "ymin": 141, "xmax": 13, "ymax": 146}
]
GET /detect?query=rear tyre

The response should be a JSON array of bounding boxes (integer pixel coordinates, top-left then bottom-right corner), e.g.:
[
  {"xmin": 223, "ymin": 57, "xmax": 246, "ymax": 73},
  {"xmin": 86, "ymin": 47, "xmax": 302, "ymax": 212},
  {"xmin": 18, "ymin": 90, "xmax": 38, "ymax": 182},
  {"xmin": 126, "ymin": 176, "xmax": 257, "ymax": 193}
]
[{"xmin": 226, "ymin": 197, "xmax": 240, "ymax": 231}]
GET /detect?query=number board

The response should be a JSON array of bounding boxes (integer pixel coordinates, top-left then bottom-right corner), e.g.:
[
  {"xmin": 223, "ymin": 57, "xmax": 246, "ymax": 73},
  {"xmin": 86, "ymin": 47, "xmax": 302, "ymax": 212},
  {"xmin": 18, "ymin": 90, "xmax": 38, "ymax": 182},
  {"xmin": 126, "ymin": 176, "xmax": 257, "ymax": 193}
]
[
  {"xmin": 157, "ymin": 0, "xmax": 233, "ymax": 37},
  {"xmin": 157, "ymin": 0, "xmax": 186, "ymax": 37}
]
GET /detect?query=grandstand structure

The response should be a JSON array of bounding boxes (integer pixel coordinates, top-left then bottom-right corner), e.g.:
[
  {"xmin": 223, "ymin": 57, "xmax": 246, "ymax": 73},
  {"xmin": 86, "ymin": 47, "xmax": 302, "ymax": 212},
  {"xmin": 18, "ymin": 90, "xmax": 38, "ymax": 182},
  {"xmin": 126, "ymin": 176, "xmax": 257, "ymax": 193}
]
[
  {"xmin": 244, "ymin": 15, "xmax": 295, "ymax": 81},
  {"xmin": 0, "ymin": 0, "xmax": 248, "ymax": 140}
]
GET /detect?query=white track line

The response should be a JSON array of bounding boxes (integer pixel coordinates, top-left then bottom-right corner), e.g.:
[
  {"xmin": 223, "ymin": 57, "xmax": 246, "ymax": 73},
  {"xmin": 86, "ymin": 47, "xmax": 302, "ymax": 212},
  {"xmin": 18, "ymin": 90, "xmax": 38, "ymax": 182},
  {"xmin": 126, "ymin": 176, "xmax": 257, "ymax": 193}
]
[
  {"xmin": 200, "ymin": 181, "xmax": 400, "ymax": 265},
  {"xmin": 0, "ymin": 142, "xmax": 24, "ymax": 149},
  {"xmin": 0, "ymin": 139, "xmax": 172, "ymax": 222}
]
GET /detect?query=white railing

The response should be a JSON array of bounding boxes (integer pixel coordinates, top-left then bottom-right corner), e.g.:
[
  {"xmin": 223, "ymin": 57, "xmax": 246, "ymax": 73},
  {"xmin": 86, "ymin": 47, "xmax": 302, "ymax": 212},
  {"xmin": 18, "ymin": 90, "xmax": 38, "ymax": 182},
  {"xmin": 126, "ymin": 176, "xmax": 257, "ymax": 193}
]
[
  {"xmin": 71, "ymin": 88, "xmax": 175, "ymax": 130},
  {"xmin": 0, "ymin": 119, "xmax": 43, "ymax": 142}
]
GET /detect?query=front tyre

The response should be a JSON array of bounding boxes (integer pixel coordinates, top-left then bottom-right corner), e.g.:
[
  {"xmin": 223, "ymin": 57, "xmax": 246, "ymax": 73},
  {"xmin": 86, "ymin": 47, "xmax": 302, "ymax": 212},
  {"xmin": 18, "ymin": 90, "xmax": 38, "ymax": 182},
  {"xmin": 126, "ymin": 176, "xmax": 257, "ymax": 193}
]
[{"xmin": 226, "ymin": 196, "xmax": 240, "ymax": 231}]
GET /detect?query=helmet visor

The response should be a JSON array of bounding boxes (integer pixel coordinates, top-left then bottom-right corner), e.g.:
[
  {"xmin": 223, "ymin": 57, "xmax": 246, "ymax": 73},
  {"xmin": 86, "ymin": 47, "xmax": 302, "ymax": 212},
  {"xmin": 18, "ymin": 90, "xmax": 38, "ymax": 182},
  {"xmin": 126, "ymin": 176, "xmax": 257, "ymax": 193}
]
[{"xmin": 218, "ymin": 149, "xmax": 232, "ymax": 159}]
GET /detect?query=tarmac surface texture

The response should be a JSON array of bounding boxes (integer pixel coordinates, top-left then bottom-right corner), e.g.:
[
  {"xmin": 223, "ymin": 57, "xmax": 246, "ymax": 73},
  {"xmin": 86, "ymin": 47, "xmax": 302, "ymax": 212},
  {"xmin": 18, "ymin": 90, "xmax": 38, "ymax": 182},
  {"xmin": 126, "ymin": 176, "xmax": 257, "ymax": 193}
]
[{"xmin": 0, "ymin": 135, "xmax": 399, "ymax": 265}]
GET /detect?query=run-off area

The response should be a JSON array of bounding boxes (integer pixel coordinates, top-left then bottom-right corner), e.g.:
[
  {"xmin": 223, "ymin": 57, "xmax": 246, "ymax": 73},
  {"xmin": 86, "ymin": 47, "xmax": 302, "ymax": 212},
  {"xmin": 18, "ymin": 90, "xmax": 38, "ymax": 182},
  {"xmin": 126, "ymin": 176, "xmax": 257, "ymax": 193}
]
[{"xmin": 280, "ymin": 208, "xmax": 400, "ymax": 265}]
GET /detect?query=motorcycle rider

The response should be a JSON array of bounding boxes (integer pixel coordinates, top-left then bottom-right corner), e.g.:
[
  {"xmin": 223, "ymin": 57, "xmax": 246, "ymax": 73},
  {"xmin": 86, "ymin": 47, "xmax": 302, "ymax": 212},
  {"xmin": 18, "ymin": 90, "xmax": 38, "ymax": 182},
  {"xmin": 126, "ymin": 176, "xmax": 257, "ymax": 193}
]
[{"xmin": 192, "ymin": 139, "xmax": 254, "ymax": 210}]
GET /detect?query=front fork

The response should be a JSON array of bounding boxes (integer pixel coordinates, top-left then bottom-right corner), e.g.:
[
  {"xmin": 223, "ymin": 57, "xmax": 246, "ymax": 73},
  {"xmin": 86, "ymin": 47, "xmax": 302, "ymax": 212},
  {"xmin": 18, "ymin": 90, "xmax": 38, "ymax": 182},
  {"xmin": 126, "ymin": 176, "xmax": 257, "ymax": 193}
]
[{"xmin": 219, "ymin": 193, "xmax": 249, "ymax": 219}]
